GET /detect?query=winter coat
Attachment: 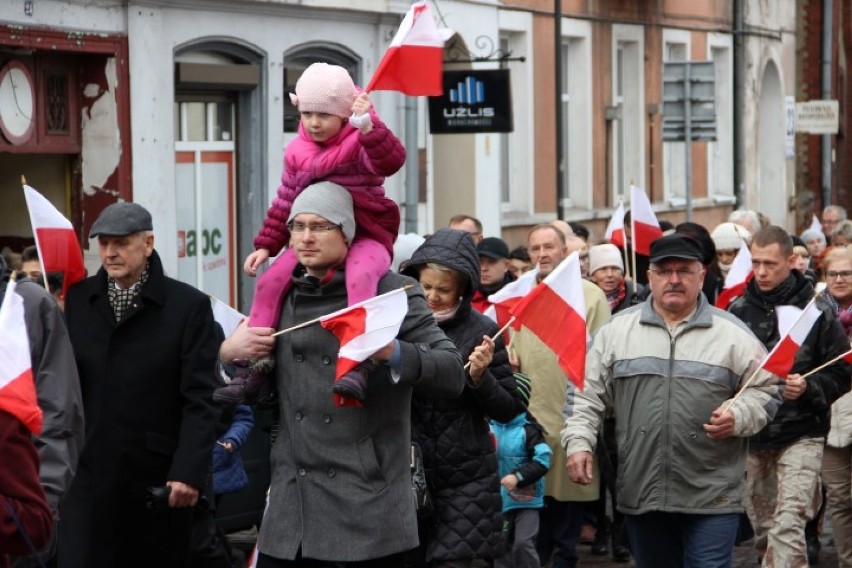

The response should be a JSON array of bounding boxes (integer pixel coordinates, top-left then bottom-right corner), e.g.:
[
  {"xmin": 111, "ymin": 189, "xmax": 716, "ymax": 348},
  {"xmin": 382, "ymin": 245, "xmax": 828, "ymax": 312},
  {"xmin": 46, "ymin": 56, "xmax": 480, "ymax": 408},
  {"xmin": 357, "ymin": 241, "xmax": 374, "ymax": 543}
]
[
  {"xmin": 59, "ymin": 250, "xmax": 223, "ymax": 568},
  {"xmin": 257, "ymin": 268, "xmax": 465, "ymax": 562},
  {"xmin": 728, "ymin": 271, "xmax": 852, "ymax": 449},
  {"xmin": 403, "ymin": 228, "xmax": 524, "ymax": 563},
  {"xmin": 254, "ymin": 114, "xmax": 405, "ymax": 257},
  {"xmin": 564, "ymin": 294, "xmax": 781, "ymax": 515},
  {"xmin": 0, "ymin": 264, "xmax": 84, "ymax": 515},
  {"xmin": 0, "ymin": 411, "xmax": 53, "ymax": 565},
  {"xmin": 512, "ymin": 278, "xmax": 610, "ymax": 502},
  {"xmin": 212, "ymin": 404, "xmax": 254, "ymax": 495},
  {"xmin": 471, "ymin": 272, "xmax": 515, "ymax": 314},
  {"xmin": 491, "ymin": 412, "xmax": 551, "ymax": 512}
]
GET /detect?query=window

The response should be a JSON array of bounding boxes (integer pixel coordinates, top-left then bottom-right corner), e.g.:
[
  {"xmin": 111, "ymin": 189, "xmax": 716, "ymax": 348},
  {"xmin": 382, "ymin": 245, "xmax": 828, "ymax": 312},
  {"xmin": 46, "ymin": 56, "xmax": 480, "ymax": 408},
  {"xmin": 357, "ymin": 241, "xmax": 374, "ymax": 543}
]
[
  {"xmin": 707, "ymin": 33, "xmax": 734, "ymax": 202},
  {"xmin": 283, "ymin": 47, "xmax": 359, "ymax": 133},
  {"xmin": 611, "ymin": 25, "xmax": 645, "ymax": 205},
  {"xmin": 562, "ymin": 19, "xmax": 593, "ymax": 210},
  {"xmin": 662, "ymin": 29, "xmax": 691, "ymax": 206}
]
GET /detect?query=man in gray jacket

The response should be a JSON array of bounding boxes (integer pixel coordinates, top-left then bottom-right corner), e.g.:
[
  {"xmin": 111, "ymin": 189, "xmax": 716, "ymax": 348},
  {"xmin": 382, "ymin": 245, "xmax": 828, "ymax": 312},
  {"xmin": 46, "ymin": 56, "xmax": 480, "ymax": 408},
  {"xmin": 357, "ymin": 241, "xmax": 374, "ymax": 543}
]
[
  {"xmin": 0, "ymin": 256, "xmax": 84, "ymax": 567},
  {"xmin": 219, "ymin": 181, "xmax": 465, "ymax": 567},
  {"xmin": 563, "ymin": 234, "xmax": 781, "ymax": 568}
]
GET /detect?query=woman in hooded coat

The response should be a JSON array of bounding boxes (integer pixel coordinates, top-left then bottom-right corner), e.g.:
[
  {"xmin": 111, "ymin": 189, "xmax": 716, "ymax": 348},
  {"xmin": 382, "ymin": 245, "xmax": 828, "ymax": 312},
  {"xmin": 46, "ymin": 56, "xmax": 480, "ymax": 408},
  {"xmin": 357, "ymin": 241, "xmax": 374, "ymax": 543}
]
[{"xmin": 403, "ymin": 228, "xmax": 524, "ymax": 567}]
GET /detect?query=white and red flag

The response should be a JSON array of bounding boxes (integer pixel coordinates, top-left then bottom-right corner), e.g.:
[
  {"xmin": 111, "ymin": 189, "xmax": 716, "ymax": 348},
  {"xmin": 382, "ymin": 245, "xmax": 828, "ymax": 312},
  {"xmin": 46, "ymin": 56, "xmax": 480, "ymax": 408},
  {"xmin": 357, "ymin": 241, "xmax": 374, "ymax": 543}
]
[
  {"xmin": 23, "ymin": 185, "xmax": 86, "ymax": 298},
  {"xmin": 715, "ymin": 244, "xmax": 753, "ymax": 311},
  {"xmin": 605, "ymin": 201, "xmax": 626, "ymax": 248},
  {"xmin": 510, "ymin": 252, "xmax": 587, "ymax": 390},
  {"xmin": 629, "ymin": 185, "xmax": 663, "ymax": 255},
  {"xmin": 484, "ymin": 265, "xmax": 540, "ymax": 331},
  {"xmin": 761, "ymin": 300, "xmax": 822, "ymax": 378},
  {"xmin": 319, "ymin": 287, "xmax": 409, "ymax": 404},
  {"xmin": 0, "ymin": 280, "xmax": 42, "ymax": 434},
  {"xmin": 209, "ymin": 296, "xmax": 245, "ymax": 339},
  {"xmin": 365, "ymin": 1, "xmax": 453, "ymax": 96}
]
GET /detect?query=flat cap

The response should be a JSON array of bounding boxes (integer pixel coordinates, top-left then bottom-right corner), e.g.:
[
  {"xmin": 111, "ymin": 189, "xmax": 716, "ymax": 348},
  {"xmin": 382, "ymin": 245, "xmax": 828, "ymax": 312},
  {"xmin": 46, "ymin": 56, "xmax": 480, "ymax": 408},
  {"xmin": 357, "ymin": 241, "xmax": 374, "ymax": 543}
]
[
  {"xmin": 477, "ymin": 237, "xmax": 510, "ymax": 260},
  {"xmin": 89, "ymin": 202, "xmax": 153, "ymax": 238},
  {"xmin": 649, "ymin": 234, "xmax": 703, "ymax": 264}
]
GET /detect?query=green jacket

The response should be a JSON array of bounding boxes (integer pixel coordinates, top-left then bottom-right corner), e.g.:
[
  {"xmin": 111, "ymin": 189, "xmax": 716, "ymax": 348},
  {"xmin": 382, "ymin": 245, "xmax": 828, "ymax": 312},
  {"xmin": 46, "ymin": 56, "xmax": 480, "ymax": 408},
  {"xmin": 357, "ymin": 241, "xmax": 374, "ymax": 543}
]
[{"xmin": 563, "ymin": 294, "xmax": 781, "ymax": 515}]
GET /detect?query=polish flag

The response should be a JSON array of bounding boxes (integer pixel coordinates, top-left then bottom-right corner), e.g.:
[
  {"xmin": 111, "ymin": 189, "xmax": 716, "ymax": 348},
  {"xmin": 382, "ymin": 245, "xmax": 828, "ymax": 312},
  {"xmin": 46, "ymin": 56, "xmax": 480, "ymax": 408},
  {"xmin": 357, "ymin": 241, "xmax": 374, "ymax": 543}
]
[
  {"xmin": 23, "ymin": 185, "xmax": 86, "ymax": 298},
  {"xmin": 761, "ymin": 300, "xmax": 822, "ymax": 378},
  {"xmin": 510, "ymin": 252, "xmax": 587, "ymax": 390},
  {"xmin": 605, "ymin": 201, "xmax": 626, "ymax": 248},
  {"xmin": 484, "ymin": 265, "xmax": 540, "ymax": 331},
  {"xmin": 629, "ymin": 185, "xmax": 663, "ymax": 255},
  {"xmin": 366, "ymin": 1, "xmax": 454, "ymax": 96},
  {"xmin": 319, "ymin": 287, "xmax": 409, "ymax": 406},
  {"xmin": 0, "ymin": 280, "xmax": 42, "ymax": 434},
  {"xmin": 715, "ymin": 244, "xmax": 753, "ymax": 310},
  {"xmin": 209, "ymin": 296, "xmax": 245, "ymax": 339}
]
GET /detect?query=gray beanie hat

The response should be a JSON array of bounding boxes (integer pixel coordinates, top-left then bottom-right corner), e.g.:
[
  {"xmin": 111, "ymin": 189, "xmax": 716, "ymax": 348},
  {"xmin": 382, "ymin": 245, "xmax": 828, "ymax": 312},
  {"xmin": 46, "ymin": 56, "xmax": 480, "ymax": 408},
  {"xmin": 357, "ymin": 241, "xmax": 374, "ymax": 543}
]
[{"xmin": 288, "ymin": 181, "xmax": 356, "ymax": 242}]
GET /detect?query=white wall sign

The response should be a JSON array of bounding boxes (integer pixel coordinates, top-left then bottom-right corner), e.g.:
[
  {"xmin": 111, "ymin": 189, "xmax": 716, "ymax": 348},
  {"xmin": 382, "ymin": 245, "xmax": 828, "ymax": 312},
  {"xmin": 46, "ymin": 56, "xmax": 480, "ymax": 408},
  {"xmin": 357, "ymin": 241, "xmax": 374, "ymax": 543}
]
[
  {"xmin": 785, "ymin": 96, "xmax": 795, "ymax": 158},
  {"xmin": 795, "ymin": 100, "xmax": 839, "ymax": 134}
]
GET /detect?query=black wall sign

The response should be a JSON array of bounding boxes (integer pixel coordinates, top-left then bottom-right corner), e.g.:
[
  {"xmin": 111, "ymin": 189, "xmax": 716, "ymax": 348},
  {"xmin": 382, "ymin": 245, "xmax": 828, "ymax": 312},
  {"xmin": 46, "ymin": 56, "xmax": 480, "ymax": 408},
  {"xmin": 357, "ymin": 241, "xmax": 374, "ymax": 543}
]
[{"xmin": 428, "ymin": 69, "xmax": 513, "ymax": 134}]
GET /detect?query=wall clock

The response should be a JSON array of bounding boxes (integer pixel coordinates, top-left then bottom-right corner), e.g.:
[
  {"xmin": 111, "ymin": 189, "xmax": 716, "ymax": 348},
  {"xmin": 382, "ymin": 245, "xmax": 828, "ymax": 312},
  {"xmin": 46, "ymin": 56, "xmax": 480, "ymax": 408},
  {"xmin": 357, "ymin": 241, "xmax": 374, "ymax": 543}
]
[{"xmin": 0, "ymin": 60, "xmax": 35, "ymax": 145}]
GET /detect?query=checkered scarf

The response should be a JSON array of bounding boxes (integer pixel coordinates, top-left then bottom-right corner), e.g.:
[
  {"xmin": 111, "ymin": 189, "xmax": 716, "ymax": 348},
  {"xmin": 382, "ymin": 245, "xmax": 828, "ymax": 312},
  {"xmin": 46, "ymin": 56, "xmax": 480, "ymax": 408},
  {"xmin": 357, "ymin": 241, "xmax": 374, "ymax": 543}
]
[{"xmin": 107, "ymin": 264, "xmax": 149, "ymax": 321}]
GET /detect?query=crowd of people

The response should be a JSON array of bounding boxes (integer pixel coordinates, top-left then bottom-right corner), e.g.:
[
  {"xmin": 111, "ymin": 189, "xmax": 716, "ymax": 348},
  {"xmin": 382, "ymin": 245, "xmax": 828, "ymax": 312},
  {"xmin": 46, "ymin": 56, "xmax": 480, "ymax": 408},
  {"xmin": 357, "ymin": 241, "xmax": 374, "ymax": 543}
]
[{"xmin": 1, "ymin": 59, "xmax": 851, "ymax": 568}]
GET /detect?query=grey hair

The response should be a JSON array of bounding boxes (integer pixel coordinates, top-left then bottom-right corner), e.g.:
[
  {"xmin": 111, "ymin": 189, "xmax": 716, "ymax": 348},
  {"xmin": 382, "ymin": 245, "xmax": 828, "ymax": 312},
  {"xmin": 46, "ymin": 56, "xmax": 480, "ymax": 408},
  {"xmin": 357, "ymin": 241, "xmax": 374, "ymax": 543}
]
[
  {"xmin": 728, "ymin": 209, "xmax": 762, "ymax": 231},
  {"xmin": 831, "ymin": 220, "xmax": 852, "ymax": 241},
  {"xmin": 824, "ymin": 205, "xmax": 848, "ymax": 221}
]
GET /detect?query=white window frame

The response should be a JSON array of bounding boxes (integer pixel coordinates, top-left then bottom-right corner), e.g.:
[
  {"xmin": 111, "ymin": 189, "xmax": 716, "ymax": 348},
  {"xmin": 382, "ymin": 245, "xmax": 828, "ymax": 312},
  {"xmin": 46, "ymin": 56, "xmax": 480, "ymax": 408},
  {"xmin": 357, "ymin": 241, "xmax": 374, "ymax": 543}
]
[
  {"xmin": 707, "ymin": 32, "xmax": 735, "ymax": 203},
  {"xmin": 561, "ymin": 18, "xmax": 593, "ymax": 211},
  {"xmin": 611, "ymin": 25, "xmax": 645, "ymax": 205},
  {"xmin": 498, "ymin": 10, "xmax": 534, "ymax": 218},
  {"xmin": 662, "ymin": 28, "xmax": 691, "ymax": 207}
]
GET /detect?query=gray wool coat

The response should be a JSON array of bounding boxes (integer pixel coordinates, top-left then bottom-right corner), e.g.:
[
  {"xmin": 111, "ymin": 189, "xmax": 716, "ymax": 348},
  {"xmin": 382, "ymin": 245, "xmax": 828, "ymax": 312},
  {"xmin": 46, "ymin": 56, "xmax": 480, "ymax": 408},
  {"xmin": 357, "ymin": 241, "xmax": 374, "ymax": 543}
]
[{"xmin": 257, "ymin": 269, "xmax": 465, "ymax": 562}]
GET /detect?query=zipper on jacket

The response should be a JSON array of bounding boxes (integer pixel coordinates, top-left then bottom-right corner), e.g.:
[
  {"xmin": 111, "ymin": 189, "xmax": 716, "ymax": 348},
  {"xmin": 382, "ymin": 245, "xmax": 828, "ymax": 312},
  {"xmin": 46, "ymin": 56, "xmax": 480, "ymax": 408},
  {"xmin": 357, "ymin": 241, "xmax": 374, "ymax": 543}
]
[{"xmin": 663, "ymin": 331, "xmax": 676, "ymax": 509}]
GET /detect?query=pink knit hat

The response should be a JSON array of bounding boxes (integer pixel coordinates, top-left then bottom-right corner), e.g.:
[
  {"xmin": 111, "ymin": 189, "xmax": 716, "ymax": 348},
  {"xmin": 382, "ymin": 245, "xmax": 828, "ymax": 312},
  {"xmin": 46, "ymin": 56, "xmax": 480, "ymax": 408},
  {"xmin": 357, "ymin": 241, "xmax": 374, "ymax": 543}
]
[{"xmin": 289, "ymin": 62, "xmax": 356, "ymax": 118}]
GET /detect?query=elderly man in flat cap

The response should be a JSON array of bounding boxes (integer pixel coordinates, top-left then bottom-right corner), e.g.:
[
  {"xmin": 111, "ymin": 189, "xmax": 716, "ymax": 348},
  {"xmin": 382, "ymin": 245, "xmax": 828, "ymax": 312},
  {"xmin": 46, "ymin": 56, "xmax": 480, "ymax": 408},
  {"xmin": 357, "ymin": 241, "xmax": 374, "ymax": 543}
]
[
  {"xmin": 58, "ymin": 202, "xmax": 222, "ymax": 568},
  {"xmin": 563, "ymin": 233, "xmax": 781, "ymax": 568}
]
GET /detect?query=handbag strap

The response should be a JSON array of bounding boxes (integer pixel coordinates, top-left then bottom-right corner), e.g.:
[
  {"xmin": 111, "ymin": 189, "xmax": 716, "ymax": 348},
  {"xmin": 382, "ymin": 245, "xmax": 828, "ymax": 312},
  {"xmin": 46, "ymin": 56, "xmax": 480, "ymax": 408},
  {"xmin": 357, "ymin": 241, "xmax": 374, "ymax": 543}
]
[{"xmin": 4, "ymin": 500, "xmax": 48, "ymax": 568}]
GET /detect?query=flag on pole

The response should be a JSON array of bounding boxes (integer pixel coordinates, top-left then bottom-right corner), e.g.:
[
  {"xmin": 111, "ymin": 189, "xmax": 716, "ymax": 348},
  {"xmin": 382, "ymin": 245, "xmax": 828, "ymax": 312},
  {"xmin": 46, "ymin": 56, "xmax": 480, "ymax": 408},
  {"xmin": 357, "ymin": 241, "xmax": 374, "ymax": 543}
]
[
  {"xmin": 510, "ymin": 252, "xmax": 587, "ymax": 390},
  {"xmin": 807, "ymin": 214, "xmax": 822, "ymax": 234},
  {"xmin": 605, "ymin": 201, "xmax": 625, "ymax": 248},
  {"xmin": 629, "ymin": 185, "xmax": 663, "ymax": 255},
  {"xmin": 365, "ymin": 1, "xmax": 454, "ymax": 96},
  {"xmin": 319, "ymin": 288, "xmax": 409, "ymax": 396},
  {"xmin": 210, "ymin": 296, "xmax": 245, "ymax": 339},
  {"xmin": 23, "ymin": 185, "xmax": 86, "ymax": 298},
  {"xmin": 484, "ymin": 265, "xmax": 540, "ymax": 330},
  {"xmin": 0, "ymin": 280, "xmax": 42, "ymax": 434},
  {"xmin": 762, "ymin": 300, "xmax": 822, "ymax": 378},
  {"xmin": 715, "ymin": 244, "xmax": 753, "ymax": 310}
]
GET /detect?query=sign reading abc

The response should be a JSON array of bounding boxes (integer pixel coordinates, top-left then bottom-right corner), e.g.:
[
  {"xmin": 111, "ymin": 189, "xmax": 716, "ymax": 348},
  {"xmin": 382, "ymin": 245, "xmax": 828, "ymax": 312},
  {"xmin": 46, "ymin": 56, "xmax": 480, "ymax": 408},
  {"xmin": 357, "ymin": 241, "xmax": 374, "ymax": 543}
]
[{"xmin": 428, "ymin": 69, "xmax": 513, "ymax": 134}]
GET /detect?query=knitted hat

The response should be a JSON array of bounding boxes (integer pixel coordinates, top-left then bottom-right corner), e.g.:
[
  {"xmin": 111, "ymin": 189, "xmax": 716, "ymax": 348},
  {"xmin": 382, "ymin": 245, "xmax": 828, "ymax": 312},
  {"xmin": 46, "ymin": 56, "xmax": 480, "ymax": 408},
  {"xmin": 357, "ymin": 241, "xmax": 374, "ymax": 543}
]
[
  {"xmin": 288, "ymin": 181, "xmax": 356, "ymax": 242},
  {"xmin": 588, "ymin": 244, "xmax": 624, "ymax": 275},
  {"xmin": 711, "ymin": 222, "xmax": 751, "ymax": 252},
  {"xmin": 289, "ymin": 63, "xmax": 356, "ymax": 118},
  {"xmin": 513, "ymin": 373, "xmax": 532, "ymax": 405}
]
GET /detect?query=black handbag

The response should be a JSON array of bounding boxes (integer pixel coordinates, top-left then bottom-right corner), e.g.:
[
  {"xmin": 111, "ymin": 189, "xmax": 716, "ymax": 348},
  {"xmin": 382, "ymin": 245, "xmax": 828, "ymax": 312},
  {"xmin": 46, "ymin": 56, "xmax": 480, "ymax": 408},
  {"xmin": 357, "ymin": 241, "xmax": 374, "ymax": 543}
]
[{"xmin": 410, "ymin": 442, "xmax": 433, "ymax": 518}]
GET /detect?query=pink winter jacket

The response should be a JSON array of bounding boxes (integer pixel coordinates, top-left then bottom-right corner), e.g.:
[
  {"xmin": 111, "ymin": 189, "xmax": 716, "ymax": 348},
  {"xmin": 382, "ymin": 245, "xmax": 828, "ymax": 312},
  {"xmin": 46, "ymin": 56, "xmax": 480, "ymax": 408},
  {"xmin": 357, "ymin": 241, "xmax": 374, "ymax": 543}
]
[{"xmin": 254, "ymin": 115, "xmax": 406, "ymax": 257}]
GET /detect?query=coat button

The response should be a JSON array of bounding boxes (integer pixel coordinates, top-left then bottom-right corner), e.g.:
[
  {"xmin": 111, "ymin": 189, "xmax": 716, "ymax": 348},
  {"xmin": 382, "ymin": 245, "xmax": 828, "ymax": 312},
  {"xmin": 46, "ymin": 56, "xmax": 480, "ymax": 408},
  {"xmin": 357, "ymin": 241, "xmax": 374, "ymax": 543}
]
[
  {"xmin": 327, "ymin": 468, "xmax": 336, "ymax": 478},
  {"xmin": 295, "ymin": 412, "xmax": 303, "ymax": 421},
  {"xmin": 294, "ymin": 353, "xmax": 304, "ymax": 362},
  {"xmin": 418, "ymin": 345, "xmax": 427, "ymax": 352},
  {"xmin": 323, "ymin": 414, "xmax": 332, "ymax": 424},
  {"xmin": 322, "ymin": 356, "xmax": 331, "ymax": 365},
  {"xmin": 298, "ymin": 468, "xmax": 306, "ymax": 476},
  {"xmin": 689, "ymin": 432, "xmax": 697, "ymax": 439}
]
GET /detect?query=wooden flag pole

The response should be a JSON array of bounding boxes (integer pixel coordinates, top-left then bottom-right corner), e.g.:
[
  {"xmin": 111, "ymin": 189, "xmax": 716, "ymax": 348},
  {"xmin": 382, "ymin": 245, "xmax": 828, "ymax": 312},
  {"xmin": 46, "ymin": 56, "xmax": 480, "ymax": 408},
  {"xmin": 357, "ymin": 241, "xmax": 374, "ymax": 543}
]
[
  {"xmin": 799, "ymin": 347, "xmax": 852, "ymax": 381},
  {"xmin": 463, "ymin": 317, "xmax": 516, "ymax": 370},
  {"xmin": 270, "ymin": 284, "xmax": 414, "ymax": 338},
  {"xmin": 720, "ymin": 365, "xmax": 764, "ymax": 414}
]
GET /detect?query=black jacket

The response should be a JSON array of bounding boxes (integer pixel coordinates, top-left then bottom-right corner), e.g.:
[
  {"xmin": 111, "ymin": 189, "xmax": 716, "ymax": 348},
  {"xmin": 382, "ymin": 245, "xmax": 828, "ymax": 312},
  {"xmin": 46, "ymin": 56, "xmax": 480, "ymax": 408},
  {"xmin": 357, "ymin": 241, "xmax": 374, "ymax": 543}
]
[
  {"xmin": 59, "ymin": 251, "xmax": 223, "ymax": 568},
  {"xmin": 728, "ymin": 271, "xmax": 851, "ymax": 449},
  {"xmin": 404, "ymin": 229, "xmax": 523, "ymax": 563}
]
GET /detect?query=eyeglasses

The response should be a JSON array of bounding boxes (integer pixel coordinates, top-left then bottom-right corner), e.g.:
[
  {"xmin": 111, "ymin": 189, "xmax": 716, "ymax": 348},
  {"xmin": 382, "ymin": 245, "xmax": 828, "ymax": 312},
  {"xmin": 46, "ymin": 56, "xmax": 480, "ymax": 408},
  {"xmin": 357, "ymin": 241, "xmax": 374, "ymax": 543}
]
[
  {"xmin": 826, "ymin": 270, "xmax": 852, "ymax": 280},
  {"xmin": 649, "ymin": 267, "xmax": 702, "ymax": 279},
  {"xmin": 287, "ymin": 221, "xmax": 342, "ymax": 234}
]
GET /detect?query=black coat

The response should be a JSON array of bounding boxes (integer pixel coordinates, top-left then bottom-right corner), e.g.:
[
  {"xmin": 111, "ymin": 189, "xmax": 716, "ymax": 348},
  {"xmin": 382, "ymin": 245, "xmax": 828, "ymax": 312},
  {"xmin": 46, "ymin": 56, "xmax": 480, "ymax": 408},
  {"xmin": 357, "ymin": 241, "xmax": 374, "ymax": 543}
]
[
  {"xmin": 58, "ymin": 251, "xmax": 222, "ymax": 568},
  {"xmin": 404, "ymin": 229, "xmax": 523, "ymax": 563}
]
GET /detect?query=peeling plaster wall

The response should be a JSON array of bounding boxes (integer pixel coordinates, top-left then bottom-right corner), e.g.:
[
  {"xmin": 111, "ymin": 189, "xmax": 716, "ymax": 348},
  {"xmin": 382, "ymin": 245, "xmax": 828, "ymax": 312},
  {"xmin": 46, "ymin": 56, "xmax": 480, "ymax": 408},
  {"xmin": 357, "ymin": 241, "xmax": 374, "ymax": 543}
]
[
  {"xmin": 742, "ymin": 0, "xmax": 797, "ymax": 229},
  {"xmin": 81, "ymin": 58, "xmax": 121, "ymax": 199}
]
